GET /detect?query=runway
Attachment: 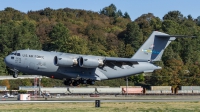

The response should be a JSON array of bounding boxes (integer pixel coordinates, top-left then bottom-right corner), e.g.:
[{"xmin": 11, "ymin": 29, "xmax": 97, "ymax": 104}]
[{"xmin": 1, "ymin": 98, "xmax": 200, "ymax": 103}]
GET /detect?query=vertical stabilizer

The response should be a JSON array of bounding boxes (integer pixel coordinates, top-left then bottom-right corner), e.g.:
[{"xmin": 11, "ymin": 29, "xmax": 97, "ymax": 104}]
[{"xmin": 132, "ymin": 31, "xmax": 176, "ymax": 61}]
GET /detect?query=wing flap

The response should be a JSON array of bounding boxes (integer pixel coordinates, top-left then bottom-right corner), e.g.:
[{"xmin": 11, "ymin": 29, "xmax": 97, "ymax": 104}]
[
  {"xmin": 105, "ymin": 57, "xmax": 147, "ymax": 63},
  {"xmin": 102, "ymin": 57, "xmax": 148, "ymax": 68}
]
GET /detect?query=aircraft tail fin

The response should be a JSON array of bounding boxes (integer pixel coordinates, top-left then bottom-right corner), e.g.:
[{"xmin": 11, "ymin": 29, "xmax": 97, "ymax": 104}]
[{"xmin": 132, "ymin": 31, "xmax": 176, "ymax": 61}]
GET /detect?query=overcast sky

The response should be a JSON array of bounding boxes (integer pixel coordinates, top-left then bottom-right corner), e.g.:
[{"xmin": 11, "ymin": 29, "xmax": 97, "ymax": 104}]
[{"xmin": 0, "ymin": 0, "xmax": 199, "ymax": 21}]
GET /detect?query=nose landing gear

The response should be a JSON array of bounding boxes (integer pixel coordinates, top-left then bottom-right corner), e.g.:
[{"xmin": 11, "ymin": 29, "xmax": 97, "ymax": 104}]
[
  {"xmin": 13, "ymin": 71, "xmax": 18, "ymax": 78},
  {"xmin": 11, "ymin": 69, "xmax": 18, "ymax": 78}
]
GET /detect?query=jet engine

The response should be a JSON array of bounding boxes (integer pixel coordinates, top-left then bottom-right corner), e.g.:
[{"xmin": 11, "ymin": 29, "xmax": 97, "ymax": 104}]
[
  {"xmin": 79, "ymin": 56, "xmax": 104, "ymax": 68},
  {"xmin": 54, "ymin": 56, "xmax": 78, "ymax": 67}
]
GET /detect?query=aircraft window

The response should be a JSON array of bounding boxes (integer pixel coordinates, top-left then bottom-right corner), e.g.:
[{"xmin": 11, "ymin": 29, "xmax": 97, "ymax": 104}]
[
  {"xmin": 11, "ymin": 57, "xmax": 14, "ymax": 59},
  {"xmin": 17, "ymin": 53, "xmax": 20, "ymax": 56},
  {"xmin": 10, "ymin": 53, "xmax": 15, "ymax": 55},
  {"xmin": 14, "ymin": 53, "xmax": 17, "ymax": 55}
]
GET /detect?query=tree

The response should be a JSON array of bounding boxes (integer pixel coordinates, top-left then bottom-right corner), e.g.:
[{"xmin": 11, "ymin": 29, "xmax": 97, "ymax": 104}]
[
  {"xmin": 0, "ymin": 7, "xmax": 26, "ymax": 23},
  {"xmin": 128, "ymin": 74, "xmax": 145, "ymax": 85},
  {"xmin": 162, "ymin": 20, "xmax": 180, "ymax": 34},
  {"xmin": 0, "ymin": 20, "xmax": 41, "ymax": 74},
  {"xmin": 124, "ymin": 22, "xmax": 143, "ymax": 52},
  {"xmin": 1, "ymin": 79, "xmax": 10, "ymax": 89},
  {"xmin": 135, "ymin": 13, "xmax": 158, "ymax": 40},
  {"xmin": 21, "ymin": 78, "xmax": 32, "ymax": 86},
  {"xmin": 40, "ymin": 7, "xmax": 54, "ymax": 17},
  {"xmin": 65, "ymin": 36, "xmax": 88, "ymax": 54},
  {"xmin": 14, "ymin": 21, "xmax": 41, "ymax": 50},
  {"xmin": 197, "ymin": 16, "xmax": 200, "ymax": 25},
  {"xmin": 49, "ymin": 23, "xmax": 70, "ymax": 52},
  {"xmin": 150, "ymin": 59, "xmax": 184, "ymax": 87},
  {"xmin": 124, "ymin": 44, "xmax": 134, "ymax": 58},
  {"xmin": 187, "ymin": 15, "xmax": 193, "ymax": 21},
  {"xmin": 123, "ymin": 12, "xmax": 130, "ymax": 19},
  {"xmin": 187, "ymin": 65, "xmax": 200, "ymax": 85},
  {"xmin": 100, "ymin": 4, "xmax": 117, "ymax": 17},
  {"xmin": 163, "ymin": 11, "xmax": 184, "ymax": 23},
  {"xmin": 116, "ymin": 10, "xmax": 123, "ymax": 17}
]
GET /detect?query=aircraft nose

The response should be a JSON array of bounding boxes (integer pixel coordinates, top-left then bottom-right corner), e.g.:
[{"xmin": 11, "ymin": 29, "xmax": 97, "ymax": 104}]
[{"xmin": 4, "ymin": 56, "xmax": 10, "ymax": 66}]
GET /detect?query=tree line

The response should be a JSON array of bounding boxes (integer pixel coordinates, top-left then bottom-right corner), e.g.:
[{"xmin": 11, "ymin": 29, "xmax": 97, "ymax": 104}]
[{"xmin": 0, "ymin": 4, "xmax": 200, "ymax": 88}]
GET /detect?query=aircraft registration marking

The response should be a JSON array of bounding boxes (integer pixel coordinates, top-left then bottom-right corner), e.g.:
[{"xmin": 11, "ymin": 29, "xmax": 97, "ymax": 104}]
[{"xmin": 22, "ymin": 54, "xmax": 44, "ymax": 59}]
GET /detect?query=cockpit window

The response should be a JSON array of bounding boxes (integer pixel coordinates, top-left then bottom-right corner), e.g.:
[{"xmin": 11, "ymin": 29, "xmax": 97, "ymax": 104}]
[
  {"xmin": 17, "ymin": 53, "xmax": 20, "ymax": 56},
  {"xmin": 11, "ymin": 57, "xmax": 14, "ymax": 59},
  {"xmin": 10, "ymin": 53, "xmax": 15, "ymax": 55}
]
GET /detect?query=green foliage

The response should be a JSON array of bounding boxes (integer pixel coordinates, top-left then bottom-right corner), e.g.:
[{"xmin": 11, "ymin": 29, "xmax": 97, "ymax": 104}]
[
  {"xmin": 1, "ymin": 79, "xmax": 10, "ymax": 89},
  {"xmin": 197, "ymin": 16, "xmax": 200, "ymax": 25},
  {"xmin": 49, "ymin": 23, "xmax": 70, "ymax": 52},
  {"xmin": 100, "ymin": 4, "xmax": 117, "ymax": 17},
  {"xmin": 123, "ymin": 22, "xmax": 143, "ymax": 52},
  {"xmin": 100, "ymin": 4, "xmax": 131, "ymax": 19},
  {"xmin": 41, "ymin": 78, "xmax": 64, "ymax": 87},
  {"xmin": 124, "ymin": 44, "xmax": 134, "ymax": 58},
  {"xmin": 163, "ymin": 11, "xmax": 184, "ymax": 23},
  {"xmin": 128, "ymin": 74, "xmax": 145, "ymax": 84},
  {"xmin": 18, "ymin": 90, "xmax": 27, "ymax": 94},
  {"xmin": 65, "ymin": 35, "xmax": 89, "ymax": 54},
  {"xmin": 123, "ymin": 12, "xmax": 130, "ymax": 19},
  {"xmin": 135, "ymin": 13, "xmax": 158, "ymax": 40},
  {"xmin": 162, "ymin": 20, "xmax": 180, "ymax": 34},
  {"xmin": 0, "ymin": 20, "xmax": 41, "ymax": 74}
]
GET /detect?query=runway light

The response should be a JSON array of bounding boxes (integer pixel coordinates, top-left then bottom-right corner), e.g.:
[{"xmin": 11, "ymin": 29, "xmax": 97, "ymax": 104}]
[{"xmin": 51, "ymin": 76, "xmax": 54, "ymax": 78}]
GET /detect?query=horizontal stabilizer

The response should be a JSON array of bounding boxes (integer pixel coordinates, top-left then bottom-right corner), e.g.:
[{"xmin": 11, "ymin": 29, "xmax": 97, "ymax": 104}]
[{"xmin": 155, "ymin": 35, "xmax": 196, "ymax": 38}]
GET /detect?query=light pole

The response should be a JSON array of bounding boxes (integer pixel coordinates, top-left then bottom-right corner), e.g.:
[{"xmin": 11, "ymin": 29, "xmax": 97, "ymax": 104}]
[
  {"xmin": 39, "ymin": 77, "xmax": 41, "ymax": 96},
  {"xmin": 126, "ymin": 77, "xmax": 128, "ymax": 96}
]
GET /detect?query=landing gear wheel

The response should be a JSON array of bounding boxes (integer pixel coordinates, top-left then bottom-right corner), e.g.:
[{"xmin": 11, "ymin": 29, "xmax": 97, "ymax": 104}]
[
  {"xmin": 87, "ymin": 80, "xmax": 95, "ymax": 85},
  {"xmin": 64, "ymin": 80, "xmax": 72, "ymax": 86},
  {"xmin": 81, "ymin": 80, "xmax": 87, "ymax": 84},
  {"xmin": 72, "ymin": 81, "xmax": 80, "ymax": 86},
  {"xmin": 13, "ymin": 72, "xmax": 18, "ymax": 78}
]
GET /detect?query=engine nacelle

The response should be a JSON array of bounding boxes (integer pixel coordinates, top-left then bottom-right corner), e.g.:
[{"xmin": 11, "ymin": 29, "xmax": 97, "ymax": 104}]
[
  {"xmin": 79, "ymin": 56, "xmax": 104, "ymax": 68},
  {"xmin": 54, "ymin": 56, "xmax": 78, "ymax": 67}
]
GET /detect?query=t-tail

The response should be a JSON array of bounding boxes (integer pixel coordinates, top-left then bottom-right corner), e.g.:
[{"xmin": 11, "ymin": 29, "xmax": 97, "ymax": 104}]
[{"xmin": 132, "ymin": 31, "xmax": 176, "ymax": 61}]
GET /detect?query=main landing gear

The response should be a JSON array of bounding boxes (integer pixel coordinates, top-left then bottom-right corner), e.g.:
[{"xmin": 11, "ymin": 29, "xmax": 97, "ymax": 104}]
[{"xmin": 64, "ymin": 79, "xmax": 95, "ymax": 86}]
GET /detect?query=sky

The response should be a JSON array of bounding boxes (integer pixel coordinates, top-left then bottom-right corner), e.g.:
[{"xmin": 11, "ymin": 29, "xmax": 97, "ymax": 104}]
[{"xmin": 0, "ymin": 0, "xmax": 199, "ymax": 21}]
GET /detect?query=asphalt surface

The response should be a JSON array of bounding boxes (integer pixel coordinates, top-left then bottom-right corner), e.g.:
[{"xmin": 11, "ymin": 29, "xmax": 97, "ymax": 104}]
[
  {"xmin": 1, "ymin": 99, "xmax": 200, "ymax": 104},
  {"xmin": 1, "ymin": 95, "xmax": 200, "ymax": 103}
]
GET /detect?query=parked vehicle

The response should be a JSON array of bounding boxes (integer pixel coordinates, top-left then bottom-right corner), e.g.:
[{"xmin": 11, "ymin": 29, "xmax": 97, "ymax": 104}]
[{"xmin": 2, "ymin": 93, "xmax": 15, "ymax": 98}]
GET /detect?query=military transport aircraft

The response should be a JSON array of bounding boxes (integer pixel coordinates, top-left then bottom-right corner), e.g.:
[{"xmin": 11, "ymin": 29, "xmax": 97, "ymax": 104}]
[{"xmin": 4, "ymin": 31, "xmax": 182, "ymax": 86}]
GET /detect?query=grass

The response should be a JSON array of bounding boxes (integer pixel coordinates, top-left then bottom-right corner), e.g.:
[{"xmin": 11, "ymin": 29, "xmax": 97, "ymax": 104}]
[{"xmin": 0, "ymin": 102, "xmax": 200, "ymax": 112}]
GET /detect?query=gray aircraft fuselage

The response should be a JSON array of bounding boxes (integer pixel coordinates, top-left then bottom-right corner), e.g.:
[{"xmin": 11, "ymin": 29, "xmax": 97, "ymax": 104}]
[{"xmin": 4, "ymin": 50, "xmax": 160, "ymax": 81}]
